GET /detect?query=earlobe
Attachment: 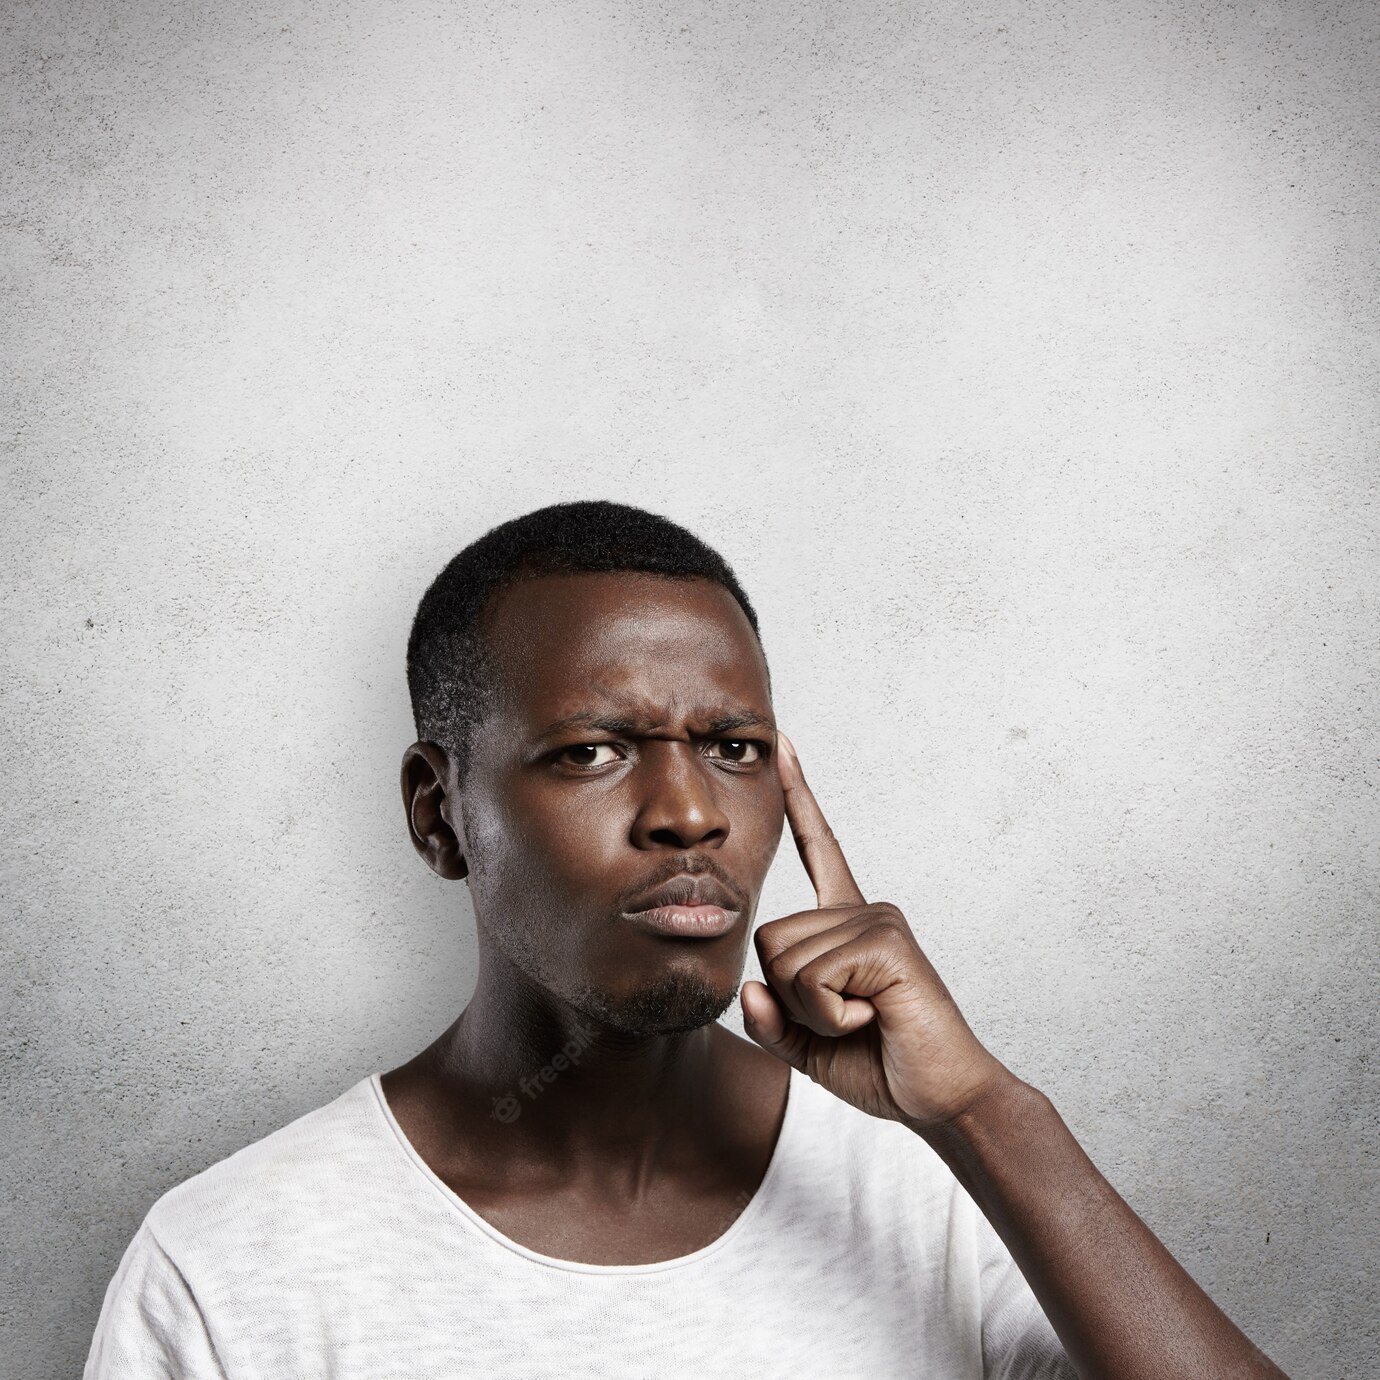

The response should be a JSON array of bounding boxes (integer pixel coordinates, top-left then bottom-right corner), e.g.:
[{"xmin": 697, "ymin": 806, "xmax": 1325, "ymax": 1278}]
[{"xmin": 401, "ymin": 742, "xmax": 469, "ymax": 881}]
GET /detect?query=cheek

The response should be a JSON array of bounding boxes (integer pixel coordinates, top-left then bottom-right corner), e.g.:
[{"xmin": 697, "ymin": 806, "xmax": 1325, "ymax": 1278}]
[
  {"xmin": 757, "ymin": 820, "xmax": 786, "ymax": 877},
  {"xmin": 701, "ymin": 786, "xmax": 784, "ymax": 890},
  {"xmin": 502, "ymin": 793, "xmax": 624, "ymax": 894},
  {"xmin": 461, "ymin": 798, "xmax": 560, "ymax": 907},
  {"xmin": 749, "ymin": 781, "xmax": 788, "ymax": 851}
]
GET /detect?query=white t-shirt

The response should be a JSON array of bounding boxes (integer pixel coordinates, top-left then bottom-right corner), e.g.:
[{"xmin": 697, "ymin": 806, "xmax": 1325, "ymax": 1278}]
[{"xmin": 85, "ymin": 1063, "xmax": 1075, "ymax": 1379}]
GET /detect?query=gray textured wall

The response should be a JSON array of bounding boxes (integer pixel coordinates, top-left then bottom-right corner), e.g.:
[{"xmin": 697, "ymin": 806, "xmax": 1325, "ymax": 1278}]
[{"xmin": 3, "ymin": 1, "xmax": 1377, "ymax": 1376}]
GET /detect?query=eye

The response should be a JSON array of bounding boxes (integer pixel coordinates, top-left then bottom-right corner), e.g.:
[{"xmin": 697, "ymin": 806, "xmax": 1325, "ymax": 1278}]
[
  {"xmin": 706, "ymin": 738, "xmax": 766, "ymax": 765},
  {"xmin": 554, "ymin": 738, "xmax": 768, "ymax": 772},
  {"xmin": 557, "ymin": 743, "xmax": 622, "ymax": 770}
]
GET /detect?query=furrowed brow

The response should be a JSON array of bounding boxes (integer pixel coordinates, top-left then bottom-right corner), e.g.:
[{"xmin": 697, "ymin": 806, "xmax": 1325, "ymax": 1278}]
[
  {"xmin": 702, "ymin": 711, "xmax": 777, "ymax": 736},
  {"xmin": 535, "ymin": 709, "xmax": 776, "ymax": 742}
]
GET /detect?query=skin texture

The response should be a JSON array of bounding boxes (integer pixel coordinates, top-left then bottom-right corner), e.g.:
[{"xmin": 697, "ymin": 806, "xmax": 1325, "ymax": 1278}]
[{"xmin": 386, "ymin": 568, "xmax": 1290, "ymax": 1376}]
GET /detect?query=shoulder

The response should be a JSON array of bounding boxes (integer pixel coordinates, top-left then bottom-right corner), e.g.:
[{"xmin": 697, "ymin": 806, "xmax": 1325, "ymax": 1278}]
[
  {"xmin": 89, "ymin": 1078, "xmax": 386, "ymax": 1373},
  {"xmin": 776, "ymin": 1068, "xmax": 973, "ymax": 1223},
  {"xmin": 142, "ymin": 1075, "xmax": 381, "ymax": 1265},
  {"xmin": 784, "ymin": 1066, "xmax": 950, "ymax": 1163}
]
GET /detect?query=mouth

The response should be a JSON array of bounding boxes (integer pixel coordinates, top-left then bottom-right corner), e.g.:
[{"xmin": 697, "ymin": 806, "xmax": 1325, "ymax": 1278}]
[
  {"xmin": 622, "ymin": 873, "xmax": 743, "ymax": 939},
  {"xmin": 620, "ymin": 903, "xmax": 741, "ymax": 939}
]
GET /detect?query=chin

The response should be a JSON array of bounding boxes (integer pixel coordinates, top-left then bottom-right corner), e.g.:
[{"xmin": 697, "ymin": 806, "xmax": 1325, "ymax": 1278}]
[{"xmin": 579, "ymin": 968, "xmax": 737, "ymax": 1038}]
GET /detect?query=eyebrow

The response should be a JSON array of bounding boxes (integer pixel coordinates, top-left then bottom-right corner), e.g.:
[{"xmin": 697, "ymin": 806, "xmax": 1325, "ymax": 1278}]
[{"xmin": 534, "ymin": 709, "xmax": 777, "ymax": 742}]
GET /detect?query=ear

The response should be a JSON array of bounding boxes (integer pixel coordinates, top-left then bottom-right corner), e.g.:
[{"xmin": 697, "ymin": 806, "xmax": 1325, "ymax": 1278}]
[{"xmin": 401, "ymin": 742, "xmax": 469, "ymax": 881}]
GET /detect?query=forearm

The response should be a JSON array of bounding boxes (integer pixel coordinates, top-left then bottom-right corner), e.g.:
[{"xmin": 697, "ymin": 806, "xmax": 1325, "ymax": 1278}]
[{"xmin": 922, "ymin": 1076, "xmax": 1289, "ymax": 1380}]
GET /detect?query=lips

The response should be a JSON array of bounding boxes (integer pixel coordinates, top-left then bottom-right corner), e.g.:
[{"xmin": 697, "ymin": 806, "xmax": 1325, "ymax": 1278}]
[
  {"xmin": 624, "ymin": 903, "xmax": 738, "ymax": 939},
  {"xmin": 626, "ymin": 874, "xmax": 740, "ymax": 914}
]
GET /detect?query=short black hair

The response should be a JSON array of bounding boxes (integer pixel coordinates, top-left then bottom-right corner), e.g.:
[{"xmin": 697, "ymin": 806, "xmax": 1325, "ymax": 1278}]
[{"xmin": 407, "ymin": 500, "xmax": 769, "ymax": 788}]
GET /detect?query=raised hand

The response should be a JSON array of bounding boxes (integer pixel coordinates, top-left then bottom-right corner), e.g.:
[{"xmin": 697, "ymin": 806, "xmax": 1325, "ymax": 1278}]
[
  {"xmin": 740, "ymin": 732, "xmax": 1013, "ymax": 1133},
  {"xmin": 741, "ymin": 736, "xmax": 1295, "ymax": 1378}
]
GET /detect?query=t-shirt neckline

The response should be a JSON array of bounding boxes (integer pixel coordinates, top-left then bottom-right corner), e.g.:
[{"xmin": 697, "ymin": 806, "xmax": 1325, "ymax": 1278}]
[{"xmin": 366, "ymin": 1064, "xmax": 800, "ymax": 1276}]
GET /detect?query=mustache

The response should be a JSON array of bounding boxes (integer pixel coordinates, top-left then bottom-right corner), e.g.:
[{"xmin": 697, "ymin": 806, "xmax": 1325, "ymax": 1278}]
[{"xmin": 622, "ymin": 860, "xmax": 744, "ymax": 912}]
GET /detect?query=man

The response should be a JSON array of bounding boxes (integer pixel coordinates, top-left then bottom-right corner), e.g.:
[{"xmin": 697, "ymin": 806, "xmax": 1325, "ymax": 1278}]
[{"xmin": 86, "ymin": 500, "xmax": 1288, "ymax": 1377}]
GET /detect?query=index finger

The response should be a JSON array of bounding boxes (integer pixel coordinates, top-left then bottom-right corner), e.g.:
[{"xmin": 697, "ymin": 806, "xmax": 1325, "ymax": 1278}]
[{"xmin": 776, "ymin": 731, "xmax": 867, "ymax": 909}]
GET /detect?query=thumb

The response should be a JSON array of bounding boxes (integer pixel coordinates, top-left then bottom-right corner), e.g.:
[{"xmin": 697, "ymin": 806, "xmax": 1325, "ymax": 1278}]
[{"xmin": 740, "ymin": 980, "xmax": 810, "ymax": 1072}]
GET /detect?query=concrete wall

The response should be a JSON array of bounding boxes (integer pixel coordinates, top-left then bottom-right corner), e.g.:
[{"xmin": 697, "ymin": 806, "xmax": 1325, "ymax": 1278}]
[{"xmin": 3, "ymin": 1, "xmax": 1376, "ymax": 1375}]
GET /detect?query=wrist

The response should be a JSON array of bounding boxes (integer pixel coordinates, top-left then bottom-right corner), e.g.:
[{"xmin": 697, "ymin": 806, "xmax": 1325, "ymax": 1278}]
[{"xmin": 911, "ymin": 1066, "xmax": 1048, "ymax": 1156}]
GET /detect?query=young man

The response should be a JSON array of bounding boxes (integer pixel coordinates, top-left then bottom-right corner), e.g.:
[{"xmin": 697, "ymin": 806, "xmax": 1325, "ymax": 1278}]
[{"xmin": 86, "ymin": 501, "xmax": 1288, "ymax": 1378}]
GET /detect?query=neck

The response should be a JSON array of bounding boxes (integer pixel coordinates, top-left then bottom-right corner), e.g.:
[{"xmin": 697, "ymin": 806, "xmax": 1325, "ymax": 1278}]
[{"xmin": 416, "ymin": 945, "xmax": 732, "ymax": 1177}]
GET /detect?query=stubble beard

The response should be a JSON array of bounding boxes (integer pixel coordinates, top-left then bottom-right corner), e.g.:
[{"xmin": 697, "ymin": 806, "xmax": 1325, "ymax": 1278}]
[
  {"xmin": 573, "ymin": 965, "xmax": 739, "ymax": 1038},
  {"xmin": 476, "ymin": 897, "xmax": 739, "ymax": 1039}
]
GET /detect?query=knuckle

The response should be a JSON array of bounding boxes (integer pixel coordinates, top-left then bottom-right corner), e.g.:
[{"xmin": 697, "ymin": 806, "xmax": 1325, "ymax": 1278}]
[
  {"xmin": 797, "ymin": 950, "xmax": 841, "ymax": 994},
  {"xmin": 753, "ymin": 920, "xmax": 783, "ymax": 957},
  {"xmin": 867, "ymin": 901, "xmax": 906, "ymax": 928},
  {"xmin": 763, "ymin": 950, "xmax": 795, "ymax": 985}
]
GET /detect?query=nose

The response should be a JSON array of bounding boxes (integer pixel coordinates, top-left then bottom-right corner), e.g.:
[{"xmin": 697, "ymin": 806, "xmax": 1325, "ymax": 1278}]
[{"xmin": 629, "ymin": 740, "xmax": 731, "ymax": 851}]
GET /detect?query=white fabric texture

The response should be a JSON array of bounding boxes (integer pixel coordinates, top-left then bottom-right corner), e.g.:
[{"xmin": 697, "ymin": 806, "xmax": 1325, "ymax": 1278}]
[{"xmin": 85, "ymin": 1064, "xmax": 1076, "ymax": 1379}]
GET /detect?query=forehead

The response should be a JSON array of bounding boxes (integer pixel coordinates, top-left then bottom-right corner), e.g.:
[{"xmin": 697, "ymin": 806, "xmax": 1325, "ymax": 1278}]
[{"xmin": 479, "ymin": 570, "xmax": 770, "ymax": 726}]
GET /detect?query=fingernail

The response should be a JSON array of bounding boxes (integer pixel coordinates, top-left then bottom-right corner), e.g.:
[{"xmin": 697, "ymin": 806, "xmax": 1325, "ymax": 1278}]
[{"xmin": 777, "ymin": 731, "xmax": 796, "ymax": 761}]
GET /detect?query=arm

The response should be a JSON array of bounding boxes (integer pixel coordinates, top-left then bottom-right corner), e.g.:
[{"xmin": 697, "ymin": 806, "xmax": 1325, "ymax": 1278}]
[
  {"xmin": 741, "ymin": 731, "xmax": 1290, "ymax": 1380},
  {"xmin": 926, "ymin": 1073, "xmax": 1287, "ymax": 1380}
]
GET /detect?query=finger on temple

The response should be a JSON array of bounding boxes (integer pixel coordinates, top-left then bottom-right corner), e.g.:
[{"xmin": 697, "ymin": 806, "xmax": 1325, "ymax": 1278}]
[{"xmin": 777, "ymin": 731, "xmax": 867, "ymax": 909}]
